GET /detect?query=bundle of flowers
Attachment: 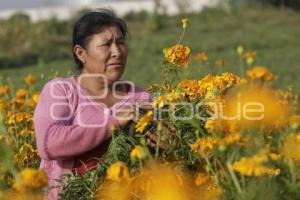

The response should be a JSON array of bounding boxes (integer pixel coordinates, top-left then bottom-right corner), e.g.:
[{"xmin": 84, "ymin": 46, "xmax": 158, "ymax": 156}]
[{"xmin": 59, "ymin": 18, "xmax": 300, "ymax": 200}]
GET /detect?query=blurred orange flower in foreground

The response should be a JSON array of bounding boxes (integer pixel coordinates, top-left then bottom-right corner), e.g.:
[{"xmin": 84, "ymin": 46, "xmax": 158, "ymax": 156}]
[{"xmin": 223, "ymin": 85, "xmax": 291, "ymax": 128}]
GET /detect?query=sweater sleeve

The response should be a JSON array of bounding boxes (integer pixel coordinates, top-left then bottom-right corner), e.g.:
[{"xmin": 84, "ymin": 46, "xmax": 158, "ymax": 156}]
[{"xmin": 33, "ymin": 80, "xmax": 119, "ymax": 160}]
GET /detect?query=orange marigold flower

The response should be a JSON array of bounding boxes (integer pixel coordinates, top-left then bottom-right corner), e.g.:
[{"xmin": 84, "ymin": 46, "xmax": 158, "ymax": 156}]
[
  {"xmin": 0, "ymin": 98, "xmax": 6, "ymax": 112},
  {"xmin": 246, "ymin": 66, "xmax": 276, "ymax": 81},
  {"xmin": 194, "ymin": 172, "xmax": 209, "ymax": 186},
  {"xmin": 194, "ymin": 52, "xmax": 208, "ymax": 62},
  {"xmin": 243, "ymin": 51, "xmax": 256, "ymax": 59},
  {"xmin": 24, "ymin": 74, "xmax": 36, "ymax": 85},
  {"xmin": 164, "ymin": 44, "xmax": 190, "ymax": 68},
  {"xmin": 0, "ymin": 85, "xmax": 9, "ymax": 95},
  {"xmin": 15, "ymin": 88, "xmax": 27, "ymax": 98},
  {"xmin": 15, "ymin": 112, "xmax": 26, "ymax": 123},
  {"xmin": 243, "ymin": 51, "xmax": 256, "ymax": 65},
  {"xmin": 214, "ymin": 59, "xmax": 225, "ymax": 68}
]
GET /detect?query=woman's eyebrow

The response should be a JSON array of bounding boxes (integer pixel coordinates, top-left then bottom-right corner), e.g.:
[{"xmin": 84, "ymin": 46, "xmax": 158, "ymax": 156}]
[{"xmin": 96, "ymin": 35, "xmax": 125, "ymax": 45}]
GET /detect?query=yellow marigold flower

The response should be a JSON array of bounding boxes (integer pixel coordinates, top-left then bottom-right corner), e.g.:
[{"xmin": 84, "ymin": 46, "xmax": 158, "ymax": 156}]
[
  {"xmin": 135, "ymin": 111, "xmax": 153, "ymax": 133},
  {"xmin": 0, "ymin": 98, "xmax": 6, "ymax": 112},
  {"xmin": 106, "ymin": 161, "xmax": 130, "ymax": 182},
  {"xmin": 281, "ymin": 133, "xmax": 300, "ymax": 162},
  {"xmin": 32, "ymin": 93, "xmax": 40, "ymax": 104},
  {"xmin": 214, "ymin": 59, "xmax": 225, "ymax": 68},
  {"xmin": 153, "ymin": 95, "xmax": 168, "ymax": 108},
  {"xmin": 228, "ymin": 151, "xmax": 280, "ymax": 177},
  {"xmin": 130, "ymin": 145, "xmax": 146, "ymax": 160},
  {"xmin": 269, "ymin": 153, "xmax": 281, "ymax": 161},
  {"xmin": 153, "ymin": 90, "xmax": 181, "ymax": 108},
  {"xmin": 15, "ymin": 88, "xmax": 27, "ymax": 98},
  {"xmin": 204, "ymin": 119, "xmax": 223, "ymax": 133},
  {"xmin": 24, "ymin": 74, "xmax": 36, "ymax": 85},
  {"xmin": 15, "ymin": 143, "xmax": 39, "ymax": 167},
  {"xmin": 243, "ymin": 51, "xmax": 256, "ymax": 65},
  {"xmin": 148, "ymin": 83, "xmax": 160, "ymax": 91},
  {"xmin": 14, "ymin": 168, "xmax": 48, "ymax": 192},
  {"xmin": 289, "ymin": 115, "xmax": 300, "ymax": 129},
  {"xmin": 164, "ymin": 44, "xmax": 191, "ymax": 68},
  {"xmin": 0, "ymin": 85, "xmax": 9, "ymax": 95},
  {"xmin": 221, "ymin": 132, "xmax": 241, "ymax": 146},
  {"xmin": 194, "ymin": 52, "xmax": 208, "ymax": 62},
  {"xmin": 191, "ymin": 137, "xmax": 218, "ymax": 156},
  {"xmin": 194, "ymin": 172, "xmax": 209, "ymax": 186},
  {"xmin": 237, "ymin": 45, "xmax": 244, "ymax": 55},
  {"xmin": 178, "ymin": 79, "xmax": 200, "ymax": 100},
  {"xmin": 181, "ymin": 18, "xmax": 189, "ymax": 29},
  {"xmin": 247, "ymin": 66, "xmax": 276, "ymax": 81}
]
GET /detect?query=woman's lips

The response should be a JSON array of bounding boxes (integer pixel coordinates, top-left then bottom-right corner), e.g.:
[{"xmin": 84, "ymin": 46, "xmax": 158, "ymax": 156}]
[{"xmin": 107, "ymin": 63, "xmax": 123, "ymax": 68}]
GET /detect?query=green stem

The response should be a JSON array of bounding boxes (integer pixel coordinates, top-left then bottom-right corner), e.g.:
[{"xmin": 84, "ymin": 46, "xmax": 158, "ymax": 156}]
[
  {"xmin": 203, "ymin": 153, "xmax": 219, "ymax": 184},
  {"xmin": 177, "ymin": 28, "xmax": 186, "ymax": 45},
  {"xmin": 155, "ymin": 130, "xmax": 161, "ymax": 160},
  {"xmin": 239, "ymin": 56, "xmax": 244, "ymax": 77},
  {"xmin": 227, "ymin": 162, "xmax": 243, "ymax": 194}
]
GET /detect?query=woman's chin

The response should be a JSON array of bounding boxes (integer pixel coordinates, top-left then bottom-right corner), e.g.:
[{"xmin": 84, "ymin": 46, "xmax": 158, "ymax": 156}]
[{"xmin": 106, "ymin": 72, "xmax": 123, "ymax": 83}]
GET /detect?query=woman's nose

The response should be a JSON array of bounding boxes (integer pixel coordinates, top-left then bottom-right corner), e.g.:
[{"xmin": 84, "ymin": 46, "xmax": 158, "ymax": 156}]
[{"xmin": 111, "ymin": 43, "xmax": 122, "ymax": 58}]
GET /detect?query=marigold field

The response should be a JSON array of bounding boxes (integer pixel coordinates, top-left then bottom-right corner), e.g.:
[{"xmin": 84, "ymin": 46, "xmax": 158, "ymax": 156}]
[{"xmin": 1, "ymin": 16, "xmax": 300, "ymax": 200}]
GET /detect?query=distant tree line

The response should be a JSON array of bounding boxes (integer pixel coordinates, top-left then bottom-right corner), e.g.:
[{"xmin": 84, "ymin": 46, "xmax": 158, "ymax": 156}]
[
  {"xmin": 0, "ymin": 12, "xmax": 76, "ymax": 69},
  {"xmin": 255, "ymin": 0, "xmax": 300, "ymax": 10},
  {"xmin": 0, "ymin": 9, "xmax": 159, "ymax": 69}
]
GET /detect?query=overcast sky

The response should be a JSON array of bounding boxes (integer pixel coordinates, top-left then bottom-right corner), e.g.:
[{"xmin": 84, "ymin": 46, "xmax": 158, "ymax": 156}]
[
  {"xmin": 0, "ymin": 0, "xmax": 110, "ymax": 10},
  {"xmin": 0, "ymin": 0, "xmax": 44, "ymax": 10}
]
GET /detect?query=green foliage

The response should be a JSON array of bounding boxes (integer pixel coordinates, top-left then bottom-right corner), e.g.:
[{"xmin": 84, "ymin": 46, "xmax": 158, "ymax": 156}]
[
  {"xmin": 59, "ymin": 128, "xmax": 137, "ymax": 200},
  {"xmin": 1, "ymin": 4, "xmax": 300, "ymax": 91},
  {"xmin": 145, "ymin": 13, "xmax": 163, "ymax": 32},
  {"xmin": 124, "ymin": 10, "xmax": 149, "ymax": 22},
  {"xmin": 0, "ymin": 13, "xmax": 72, "ymax": 69}
]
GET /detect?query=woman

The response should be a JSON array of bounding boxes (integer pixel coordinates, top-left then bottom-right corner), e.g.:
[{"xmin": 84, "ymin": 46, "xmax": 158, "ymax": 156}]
[{"xmin": 33, "ymin": 9, "xmax": 151, "ymax": 200}]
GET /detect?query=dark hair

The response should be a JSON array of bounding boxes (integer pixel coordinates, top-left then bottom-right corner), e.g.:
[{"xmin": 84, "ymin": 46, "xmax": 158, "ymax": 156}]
[{"xmin": 72, "ymin": 9, "xmax": 129, "ymax": 71}]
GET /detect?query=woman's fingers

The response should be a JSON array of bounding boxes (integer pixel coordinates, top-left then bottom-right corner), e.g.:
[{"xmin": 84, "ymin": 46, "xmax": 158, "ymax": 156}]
[
  {"xmin": 115, "ymin": 104, "xmax": 137, "ymax": 127},
  {"xmin": 145, "ymin": 131, "xmax": 168, "ymax": 149},
  {"xmin": 137, "ymin": 103, "xmax": 154, "ymax": 111}
]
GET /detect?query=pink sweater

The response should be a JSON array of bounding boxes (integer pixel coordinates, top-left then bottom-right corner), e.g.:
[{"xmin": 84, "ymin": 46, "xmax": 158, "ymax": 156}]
[{"xmin": 33, "ymin": 75, "xmax": 151, "ymax": 200}]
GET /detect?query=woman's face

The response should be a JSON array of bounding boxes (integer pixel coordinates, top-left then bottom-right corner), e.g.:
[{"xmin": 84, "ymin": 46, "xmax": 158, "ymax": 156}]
[{"xmin": 77, "ymin": 26, "xmax": 128, "ymax": 84}]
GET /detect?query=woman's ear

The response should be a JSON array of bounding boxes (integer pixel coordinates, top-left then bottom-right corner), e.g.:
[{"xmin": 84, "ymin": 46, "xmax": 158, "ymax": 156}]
[{"xmin": 74, "ymin": 44, "xmax": 86, "ymax": 64}]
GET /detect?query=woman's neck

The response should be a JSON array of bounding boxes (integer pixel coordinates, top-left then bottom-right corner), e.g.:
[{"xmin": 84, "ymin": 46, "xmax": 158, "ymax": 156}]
[{"xmin": 77, "ymin": 74, "xmax": 128, "ymax": 98}]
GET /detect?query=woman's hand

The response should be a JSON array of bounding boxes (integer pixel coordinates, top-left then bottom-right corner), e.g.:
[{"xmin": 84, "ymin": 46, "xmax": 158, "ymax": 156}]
[
  {"xmin": 115, "ymin": 104, "xmax": 136, "ymax": 128},
  {"xmin": 145, "ymin": 121, "xmax": 177, "ymax": 149},
  {"xmin": 115, "ymin": 103, "xmax": 153, "ymax": 128}
]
